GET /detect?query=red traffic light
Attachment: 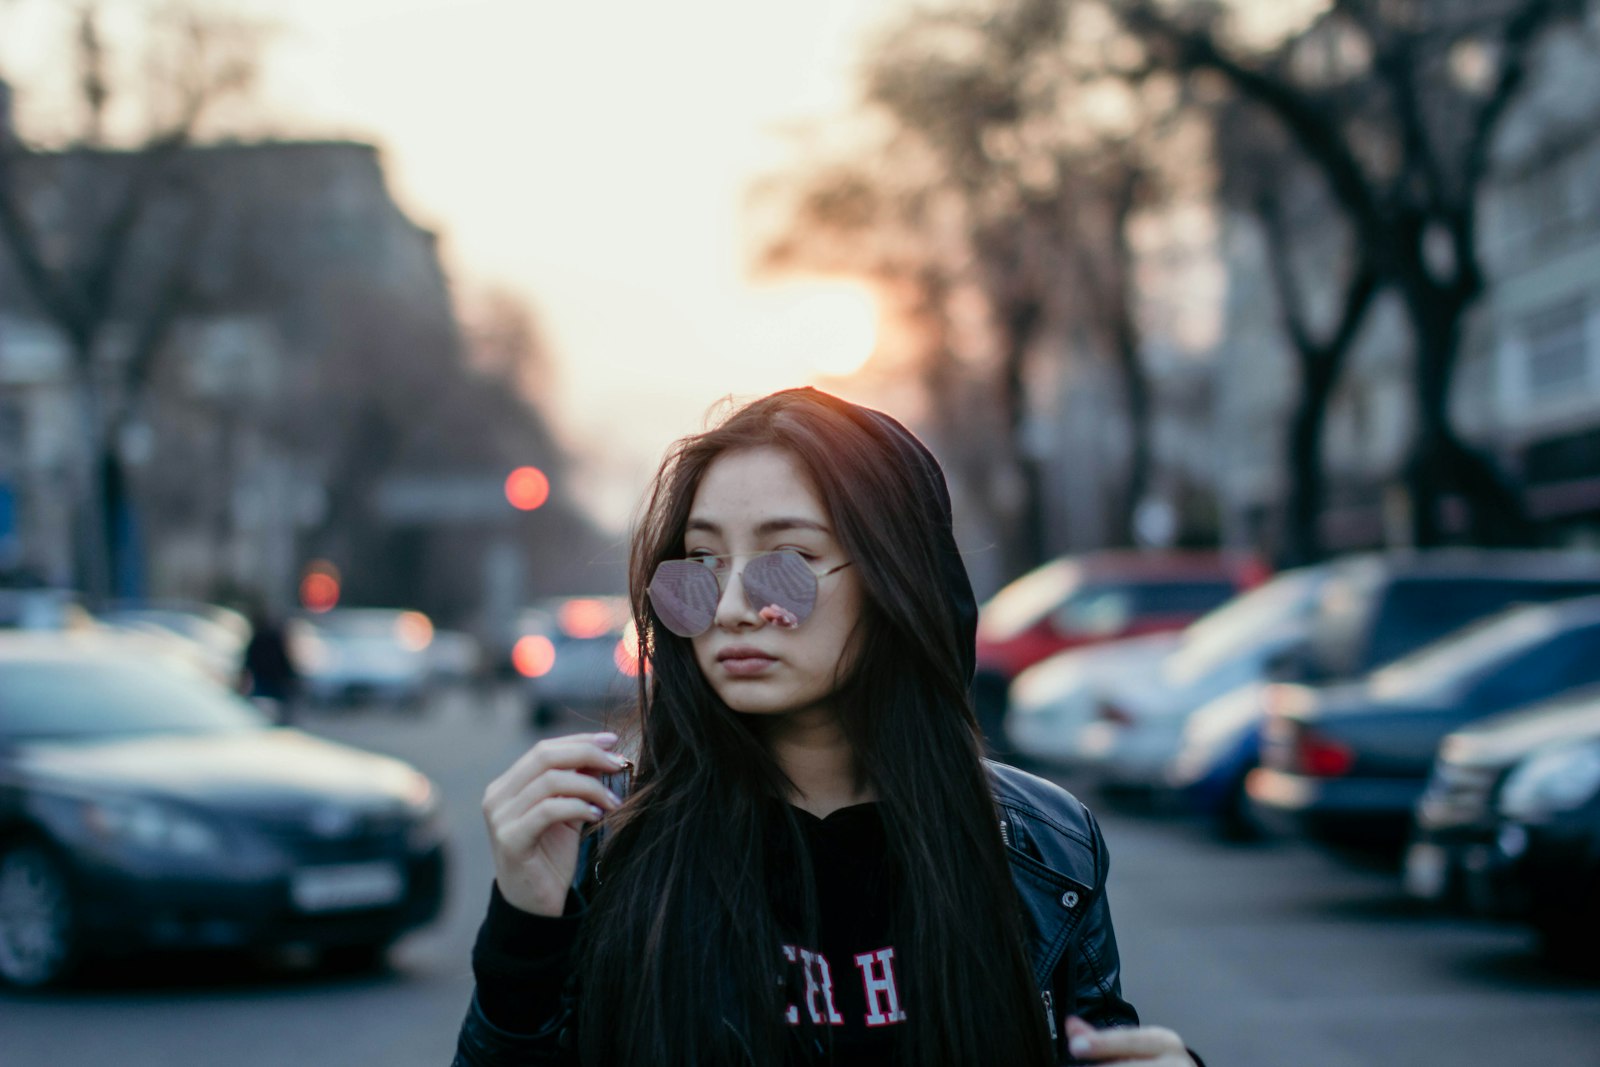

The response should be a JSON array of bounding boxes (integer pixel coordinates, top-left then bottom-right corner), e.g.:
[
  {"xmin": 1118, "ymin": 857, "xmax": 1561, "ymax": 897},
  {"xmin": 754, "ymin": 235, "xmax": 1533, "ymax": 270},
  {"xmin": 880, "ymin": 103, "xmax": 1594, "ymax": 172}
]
[
  {"xmin": 300, "ymin": 560, "xmax": 341, "ymax": 613},
  {"xmin": 505, "ymin": 466, "xmax": 550, "ymax": 511}
]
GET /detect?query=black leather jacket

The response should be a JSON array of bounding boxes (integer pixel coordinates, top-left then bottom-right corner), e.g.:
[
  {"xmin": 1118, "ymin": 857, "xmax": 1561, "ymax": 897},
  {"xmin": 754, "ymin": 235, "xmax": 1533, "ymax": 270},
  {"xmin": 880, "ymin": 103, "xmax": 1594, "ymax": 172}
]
[{"xmin": 451, "ymin": 760, "xmax": 1140, "ymax": 1066}]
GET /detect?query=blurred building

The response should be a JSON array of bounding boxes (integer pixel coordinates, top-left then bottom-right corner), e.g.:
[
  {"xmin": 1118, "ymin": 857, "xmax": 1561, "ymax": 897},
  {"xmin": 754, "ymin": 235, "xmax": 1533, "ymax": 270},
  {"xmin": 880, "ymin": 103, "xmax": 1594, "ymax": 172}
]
[
  {"xmin": 0, "ymin": 136, "xmax": 597, "ymax": 621},
  {"xmin": 1210, "ymin": 22, "xmax": 1600, "ymax": 556}
]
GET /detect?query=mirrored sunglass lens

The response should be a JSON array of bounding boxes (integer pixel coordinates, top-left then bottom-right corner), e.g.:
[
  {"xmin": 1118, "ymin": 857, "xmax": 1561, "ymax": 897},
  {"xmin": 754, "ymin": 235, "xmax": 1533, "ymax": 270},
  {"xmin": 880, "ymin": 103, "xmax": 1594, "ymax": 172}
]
[
  {"xmin": 742, "ymin": 551, "xmax": 819, "ymax": 625},
  {"xmin": 648, "ymin": 560, "xmax": 720, "ymax": 636}
]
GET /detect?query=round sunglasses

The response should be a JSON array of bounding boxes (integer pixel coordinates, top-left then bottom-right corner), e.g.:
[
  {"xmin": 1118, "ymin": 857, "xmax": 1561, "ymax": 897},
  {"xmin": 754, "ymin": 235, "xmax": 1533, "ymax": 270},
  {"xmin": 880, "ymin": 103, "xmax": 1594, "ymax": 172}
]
[{"xmin": 646, "ymin": 550, "xmax": 852, "ymax": 638}]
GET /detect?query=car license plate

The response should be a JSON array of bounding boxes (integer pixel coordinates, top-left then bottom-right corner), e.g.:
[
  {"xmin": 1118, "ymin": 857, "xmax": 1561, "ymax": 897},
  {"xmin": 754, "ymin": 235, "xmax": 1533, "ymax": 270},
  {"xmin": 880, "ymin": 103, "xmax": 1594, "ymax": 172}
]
[
  {"xmin": 1403, "ymin": 842, "xmax": 1448, "ymax": 900},
  {"xmin": 291, "ymin": 862, "xmax": 405, "ymax": 913}
]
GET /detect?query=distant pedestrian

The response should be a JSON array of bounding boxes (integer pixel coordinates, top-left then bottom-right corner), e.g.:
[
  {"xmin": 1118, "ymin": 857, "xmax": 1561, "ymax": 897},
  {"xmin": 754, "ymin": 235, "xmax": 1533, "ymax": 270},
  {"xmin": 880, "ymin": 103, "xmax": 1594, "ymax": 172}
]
[
  {"xmin": 241, "ymin": 606, "xmax": 300, "ymax": 725},
  {"xmin": 453, "ymin": 388, "xmax": 1202, "ymax": 1066}
]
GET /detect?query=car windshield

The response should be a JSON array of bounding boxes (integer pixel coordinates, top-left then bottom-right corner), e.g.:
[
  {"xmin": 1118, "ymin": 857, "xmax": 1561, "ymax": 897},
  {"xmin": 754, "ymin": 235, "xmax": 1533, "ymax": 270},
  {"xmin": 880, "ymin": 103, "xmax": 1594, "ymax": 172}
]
[
  {"xmin": 979, "ymin": 559, "xmax": 1082, "ymax": 642},
  {"xmin": 1164, "ymin": 569, "xmax": 1322, "ymax": 687},
  {"xmin": 0, "ymin": 657, "xmax": 265, "ymax": 742},
  {"xmin": 1368, "ymin": 607, "xmax": 1566, "ymax": 703}
]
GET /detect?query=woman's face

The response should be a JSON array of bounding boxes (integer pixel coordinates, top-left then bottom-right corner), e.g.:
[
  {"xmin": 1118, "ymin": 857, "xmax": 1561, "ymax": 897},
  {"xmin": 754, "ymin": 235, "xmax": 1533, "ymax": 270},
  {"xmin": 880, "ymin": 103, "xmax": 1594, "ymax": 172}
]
[{"xmin": 685, "ymin": 446, "xmax": 865, "ymax": 719}]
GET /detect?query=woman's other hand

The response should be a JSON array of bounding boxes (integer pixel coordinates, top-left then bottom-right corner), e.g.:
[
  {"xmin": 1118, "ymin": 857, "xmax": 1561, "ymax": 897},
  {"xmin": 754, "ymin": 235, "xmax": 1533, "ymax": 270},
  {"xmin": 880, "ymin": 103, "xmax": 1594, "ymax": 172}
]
[
  {"xmin": 1065, "ymin": 1017, "xmax": 1197, "ymax": 1066},
  {"xmin": 481, "ymin": 731, "xmax": 627, "ymax": 917}
]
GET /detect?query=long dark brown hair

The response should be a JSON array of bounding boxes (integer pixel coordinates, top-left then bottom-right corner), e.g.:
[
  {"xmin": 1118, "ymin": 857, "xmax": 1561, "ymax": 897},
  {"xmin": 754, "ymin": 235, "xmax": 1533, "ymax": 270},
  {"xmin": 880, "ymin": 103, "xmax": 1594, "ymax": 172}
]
[{"xmin": 574, "ymin": 389, "xmax": 1051, "ymax": 1066}]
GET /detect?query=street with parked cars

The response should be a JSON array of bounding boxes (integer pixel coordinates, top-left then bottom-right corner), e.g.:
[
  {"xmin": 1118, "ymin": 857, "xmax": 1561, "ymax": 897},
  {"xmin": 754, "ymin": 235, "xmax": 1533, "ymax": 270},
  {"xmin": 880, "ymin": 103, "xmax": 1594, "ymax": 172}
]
[{"xmin": 2, "ymin": 568, "xmax": 1599, "ymax": 1064}]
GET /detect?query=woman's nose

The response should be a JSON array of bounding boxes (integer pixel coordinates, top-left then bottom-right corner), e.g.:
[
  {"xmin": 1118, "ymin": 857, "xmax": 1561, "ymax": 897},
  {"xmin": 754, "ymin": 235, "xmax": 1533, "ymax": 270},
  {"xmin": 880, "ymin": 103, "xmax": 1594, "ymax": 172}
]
[{"xmin": 711, "ymin": 563, "xmax": 761, "ymax": 630}]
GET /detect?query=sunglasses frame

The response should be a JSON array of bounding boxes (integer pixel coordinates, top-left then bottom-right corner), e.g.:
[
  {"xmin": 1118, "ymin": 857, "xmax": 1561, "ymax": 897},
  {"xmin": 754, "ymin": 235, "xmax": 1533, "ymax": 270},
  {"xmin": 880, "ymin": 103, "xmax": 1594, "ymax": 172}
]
[{"xmin": 646, "ymin": 549, "xmax": 852, "ymax": 638}]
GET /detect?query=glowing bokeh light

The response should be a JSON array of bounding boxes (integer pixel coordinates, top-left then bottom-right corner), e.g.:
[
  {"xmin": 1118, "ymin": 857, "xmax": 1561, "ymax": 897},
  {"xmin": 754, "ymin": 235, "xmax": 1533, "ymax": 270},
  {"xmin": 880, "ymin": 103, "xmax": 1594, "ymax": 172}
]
[
  {"xmin": 299, "ymin": 561, "xmax": 342, "ymax": 614},
  {"xmin": 560, "ymin": 598, "xmax": 619, "ymax": 640},
  {"xmin": 513, "ymin": 635, "xmax": 557, "ymax": 678},
  {"xmin": 395, "ymin": 610, "xmax": 435, "ymax": 651},
  {"xmin": 615, "ymin": 619, "xmax": 643, "ymax": 677},
  {"xmin": 505, "ymin": 466, "xmax": 551, "ymax": 511}
]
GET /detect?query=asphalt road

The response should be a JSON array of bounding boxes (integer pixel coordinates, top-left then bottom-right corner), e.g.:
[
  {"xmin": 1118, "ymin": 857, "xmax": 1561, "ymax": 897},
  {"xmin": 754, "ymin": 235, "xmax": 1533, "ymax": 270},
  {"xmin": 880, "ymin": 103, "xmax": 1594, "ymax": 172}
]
[{"xmin": 5, "ymin": 684, "xmax": 1598, "ymax": 1065}]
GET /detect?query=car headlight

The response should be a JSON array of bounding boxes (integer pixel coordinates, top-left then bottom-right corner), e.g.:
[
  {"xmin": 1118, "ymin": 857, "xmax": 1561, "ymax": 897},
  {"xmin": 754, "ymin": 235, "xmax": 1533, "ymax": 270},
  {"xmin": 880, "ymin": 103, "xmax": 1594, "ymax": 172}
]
[
  {"xmin": 82, "ymin": 797, "xmax": 224, "ymax": 857},
  {"xmin": 1499, "ymin": 742, "xmax": 1600, "ymax": 820},
  {"xmin": 402, "ymin": 773, "xmax": 446, "ymax": 850}
]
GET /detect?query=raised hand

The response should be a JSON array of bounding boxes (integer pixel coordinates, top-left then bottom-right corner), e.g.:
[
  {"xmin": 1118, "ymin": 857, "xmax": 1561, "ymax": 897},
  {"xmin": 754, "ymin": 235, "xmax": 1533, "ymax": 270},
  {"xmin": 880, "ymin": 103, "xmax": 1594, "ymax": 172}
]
[{"xmin": 481, "ymin": 731, "xmax": 628, "ymax": 917}]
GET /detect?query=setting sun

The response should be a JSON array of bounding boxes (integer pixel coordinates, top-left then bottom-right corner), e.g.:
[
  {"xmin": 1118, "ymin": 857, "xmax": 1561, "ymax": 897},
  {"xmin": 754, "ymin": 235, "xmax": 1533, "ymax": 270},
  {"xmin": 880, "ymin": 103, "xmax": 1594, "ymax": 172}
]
[{"xmin": 755, "ymin": 281, "xmax": 881, "ymax": 380}]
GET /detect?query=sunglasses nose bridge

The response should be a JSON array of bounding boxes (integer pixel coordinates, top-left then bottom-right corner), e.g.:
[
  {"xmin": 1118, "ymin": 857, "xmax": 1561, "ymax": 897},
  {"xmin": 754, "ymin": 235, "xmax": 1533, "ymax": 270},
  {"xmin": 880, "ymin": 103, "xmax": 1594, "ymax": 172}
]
[{"xmin": 710, "ymin": 556, "xmax": 763, "ymax": 626}]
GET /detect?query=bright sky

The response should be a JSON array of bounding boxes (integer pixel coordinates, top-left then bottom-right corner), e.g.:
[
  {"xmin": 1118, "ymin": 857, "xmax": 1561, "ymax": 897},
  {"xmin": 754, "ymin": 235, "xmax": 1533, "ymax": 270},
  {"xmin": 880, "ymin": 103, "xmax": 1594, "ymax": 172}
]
[
  {"xmin": 253, "ymin": 0, "xmax": 904, "ymax": 528},
  {"xmin": 0, "ymin": 0, "xmax": 905, "ymax": 528}
]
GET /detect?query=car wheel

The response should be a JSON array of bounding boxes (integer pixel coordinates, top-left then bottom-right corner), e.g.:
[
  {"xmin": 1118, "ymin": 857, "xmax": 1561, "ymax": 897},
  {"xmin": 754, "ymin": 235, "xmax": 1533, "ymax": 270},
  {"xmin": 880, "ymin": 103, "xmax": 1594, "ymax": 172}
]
[
  {"xmin": 1215, "ymin": 773, "xmax": 1264, "ymax": 843},
  {"xmin": 0, "ymin": 843, "xmax": 79, "ymax": 989},
  {"xmin": 1534, "ymin": 904, "xmax": 1600, "ymax": 974}
]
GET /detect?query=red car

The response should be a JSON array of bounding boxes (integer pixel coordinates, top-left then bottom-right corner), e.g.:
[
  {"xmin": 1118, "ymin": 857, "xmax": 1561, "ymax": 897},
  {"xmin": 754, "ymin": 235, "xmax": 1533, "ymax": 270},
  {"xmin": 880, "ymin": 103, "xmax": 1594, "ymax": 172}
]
[
  {"xmin": 977, "ymin": 552, "xmax": 1265, "ymax": 681},
  {"xmin": 973, "ymin": 552, "xmax": 1265, "ymax": 754}
]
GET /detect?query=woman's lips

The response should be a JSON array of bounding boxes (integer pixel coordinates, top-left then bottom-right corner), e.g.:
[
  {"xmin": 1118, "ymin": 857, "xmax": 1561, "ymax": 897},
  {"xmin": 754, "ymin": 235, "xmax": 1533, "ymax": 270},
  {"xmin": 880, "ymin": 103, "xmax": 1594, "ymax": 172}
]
[{"xmin": 717, "ymin": 649, "xmax": 777, "ymax": 677}]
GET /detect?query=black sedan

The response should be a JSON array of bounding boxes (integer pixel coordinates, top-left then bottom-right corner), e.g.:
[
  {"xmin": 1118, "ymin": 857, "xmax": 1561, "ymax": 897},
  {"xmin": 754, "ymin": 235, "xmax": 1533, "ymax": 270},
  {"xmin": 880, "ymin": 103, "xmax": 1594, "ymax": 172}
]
[
  {"xmin": 1406, "ymin": 685, "xmax": 1600, "ymax": 913},
  {"xmin": 1247, "ymin": 596, "xmax": 1600, "ymax": 851},
  {"xmin": 1489, "ymin": 736, "xmax": 1600, "ymax": 963},
  {"xmin": 0, "ymin": 633, "xmax": 447, "ymax": 988}
]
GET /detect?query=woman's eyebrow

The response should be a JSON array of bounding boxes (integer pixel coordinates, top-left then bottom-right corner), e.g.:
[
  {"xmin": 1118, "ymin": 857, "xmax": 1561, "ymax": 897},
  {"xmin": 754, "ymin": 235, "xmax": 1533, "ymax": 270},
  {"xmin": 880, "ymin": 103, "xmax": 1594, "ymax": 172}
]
[{"xmin": 685, "ymin": 518, "xmax": 831, "ymax": 536}]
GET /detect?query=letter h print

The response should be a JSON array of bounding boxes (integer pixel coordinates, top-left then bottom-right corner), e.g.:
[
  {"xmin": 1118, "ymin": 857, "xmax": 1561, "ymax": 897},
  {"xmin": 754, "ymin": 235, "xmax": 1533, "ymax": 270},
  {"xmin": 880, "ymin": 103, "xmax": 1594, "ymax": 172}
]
[{"xmin": 853, "ymin": 947, "xmax": 906, "ymax": 1026}]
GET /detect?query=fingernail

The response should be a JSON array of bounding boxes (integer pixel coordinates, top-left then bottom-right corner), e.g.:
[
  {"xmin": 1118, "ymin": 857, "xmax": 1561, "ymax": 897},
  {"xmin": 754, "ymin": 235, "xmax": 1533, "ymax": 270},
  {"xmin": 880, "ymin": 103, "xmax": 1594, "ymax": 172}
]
[
  {"xmin": 1069, "ymin": 1036, "xmax": 1091, "ymax": 1057},
  {"xmin": 588, "ymin": 805, "xmax": 605, "ymax": 820},
  {"xmin": 605, "ymin": 790, "xmax": 622, "ymax": 807},
  {"xmin": 595, "ymin": 732, "xmax": 619, "ymax": 746},
  {"xmin": 608, "ymin": 753, "xmax": 630, "ymax": 768}
]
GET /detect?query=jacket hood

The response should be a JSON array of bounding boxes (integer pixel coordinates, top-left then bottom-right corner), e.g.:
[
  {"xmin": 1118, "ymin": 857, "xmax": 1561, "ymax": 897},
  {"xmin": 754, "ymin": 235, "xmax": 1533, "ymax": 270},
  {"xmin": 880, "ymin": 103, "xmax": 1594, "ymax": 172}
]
[{"xmin": 798, "ymin": 388, "xmax": 979, "ymax": 685}]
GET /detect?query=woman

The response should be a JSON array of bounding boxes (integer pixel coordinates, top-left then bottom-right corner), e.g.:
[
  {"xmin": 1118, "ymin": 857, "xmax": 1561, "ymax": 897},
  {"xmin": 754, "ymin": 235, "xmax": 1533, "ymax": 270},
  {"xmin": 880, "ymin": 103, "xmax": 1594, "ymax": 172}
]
[{"xmin": 454, "ymin": 388, "xmax": 1199, "ymax": 1066}]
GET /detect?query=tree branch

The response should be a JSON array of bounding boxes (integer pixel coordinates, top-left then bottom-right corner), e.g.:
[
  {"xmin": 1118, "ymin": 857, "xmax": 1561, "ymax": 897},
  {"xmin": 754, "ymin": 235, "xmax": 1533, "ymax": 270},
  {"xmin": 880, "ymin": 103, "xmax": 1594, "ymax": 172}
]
[
  {"xmin": 1118, "ymin": 0, "xmax": 1389, "ymax": 245},
  {"xmin": 1253, "ymin": 187, "xmax": 1316, "ymax": 358},
  {"xmin": 0, "ymin": 147, "xmax": 88, "ymax": 336},
  {"xmin": 77, "ymin": 134, "xmax": 189, "ymax": 343}
]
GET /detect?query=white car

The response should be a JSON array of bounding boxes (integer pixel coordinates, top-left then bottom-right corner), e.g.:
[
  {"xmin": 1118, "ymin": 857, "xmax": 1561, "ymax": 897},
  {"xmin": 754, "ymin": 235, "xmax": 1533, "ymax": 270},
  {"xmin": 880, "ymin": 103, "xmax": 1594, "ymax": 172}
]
[
  {"xmin": 1005, "ymin": 633, "xmax": 1183, "ymax": 765},
  {"xmin": 1067, "ymin": 567, "xmax": 1328, "ymax": 790},
  {"xmin": 290, "ymin": 609, "xmax": 436, "ymax": 707},
  {"xmin": 508, "ymin": 596, "xmax": 637, "ymax": 729}
]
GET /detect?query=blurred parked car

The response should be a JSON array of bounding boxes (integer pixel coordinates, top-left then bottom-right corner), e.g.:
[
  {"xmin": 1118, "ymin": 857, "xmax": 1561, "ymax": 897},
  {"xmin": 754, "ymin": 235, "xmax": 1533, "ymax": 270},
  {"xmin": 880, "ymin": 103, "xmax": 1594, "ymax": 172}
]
[
  {"xmin": 0, "ymin": 633, "xmax": 447, "ymax": 988},
  {"xmin": 289, "ymin": 608, "xmax": 436, "ymax": 708},
  {"xmin": 1167, "ymin": 682, "xmax": 1275, "ymax": 838},
  {"xmin": 97, "ymin": 601, "xmax": 251, "ymax": 685},
  {"xmin": 1249, "ymin": 596, "xmax": 1600, "ymax": 852},
  {"xmin": 1488, "ymin": 737, "xmax": 1600, "ymax": 964},
  {"xmin": 1170, "ymin": 550, "xmax": 1600, "ymax": 837},
  {"xmin": 1048, "ymin": 566, "xmax": 1330, "ymax": 795},
  {"xmin": 1407, "ymin": 686, "xmax": 1600, "ymax": 942},
  {"xmin": 974, "ymin": 552, "xmax": 1262, "ymax": 749},
  {"xmin": 1004, "ymin": 632, "xmax": 1184, "ymax": 765},
  {"xmin": 509, "ymin": 596, "xmax": 638, "ymax": 728},
  {"xmin": 0, "ymin": 588, "xmax": 91, "ymax": 631},
  {"xmin": 427, "ymin": 629, "xmax": 483, "ymax": 685}
]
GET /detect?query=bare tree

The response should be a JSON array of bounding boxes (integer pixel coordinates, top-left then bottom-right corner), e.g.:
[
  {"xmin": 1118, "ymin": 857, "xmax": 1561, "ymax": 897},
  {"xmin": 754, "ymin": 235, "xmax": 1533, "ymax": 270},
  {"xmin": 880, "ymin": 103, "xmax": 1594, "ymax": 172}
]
[
  {"xmin": 1215, "ymin": 103, "xmax": 1381, "ymax": 564},
  {"xmin": 0, "ymin": 2, "xmax": 259, "ymax": 597},
  {"xmin": 757, "ymin": 0, "xmax": 1202, "ymax": 570},
  {"xmin": 1114, "ymin": 0, "xmax": 1589, "ymax": 547}
]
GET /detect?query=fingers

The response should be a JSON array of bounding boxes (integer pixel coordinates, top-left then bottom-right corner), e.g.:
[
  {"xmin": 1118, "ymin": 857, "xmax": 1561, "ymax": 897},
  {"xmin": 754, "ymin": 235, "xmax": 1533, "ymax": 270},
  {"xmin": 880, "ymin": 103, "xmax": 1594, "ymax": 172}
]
[
  {"xmin": 493, "ymin": 768, "xmax": 622, "ymax": 828},
  {"xmin": 495, "ymin": 795, "xmax": 607, "ymax": 856},
  {"xmin": 484, "ymin": 731, "xmax": 627, "ymax": 810},
  {"xmin": 1065, "ymin": 1018, "xmax": 1189, "ymax": 1064}
]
